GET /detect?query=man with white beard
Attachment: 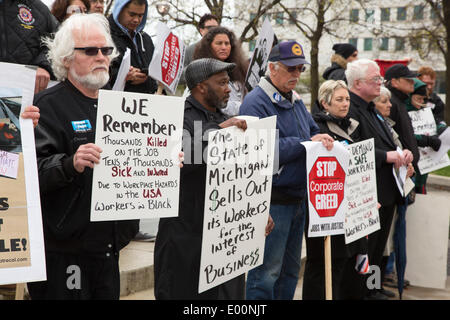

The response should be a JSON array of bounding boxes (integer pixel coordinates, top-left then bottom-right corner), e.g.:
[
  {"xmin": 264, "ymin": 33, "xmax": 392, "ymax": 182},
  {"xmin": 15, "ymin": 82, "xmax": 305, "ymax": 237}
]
[{"xmin": 27, "ymin": 14, "xmax": 140, "ymax": 299}]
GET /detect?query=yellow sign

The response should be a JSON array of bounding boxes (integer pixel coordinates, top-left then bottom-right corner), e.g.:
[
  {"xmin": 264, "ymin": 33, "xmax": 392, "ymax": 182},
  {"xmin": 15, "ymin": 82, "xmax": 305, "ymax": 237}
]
[{"xmin": 292, "ymin": 44, "xmax": 303, "ymax": 56}]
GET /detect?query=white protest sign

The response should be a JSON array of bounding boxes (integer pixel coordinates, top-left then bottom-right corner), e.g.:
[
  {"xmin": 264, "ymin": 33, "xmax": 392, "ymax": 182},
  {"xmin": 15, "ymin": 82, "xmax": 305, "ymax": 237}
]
[
  {"xmin": 303, "ymin": 141, "xmax": 349, "ymax": 237},
  {"xmin": 0, "ymin": 150, "xmax": 19, "ymax": 179},
  {"xmin": 392, "ymin": 147, "xmax": 408, "ymax": 197},
  {"xmin": 0, "ymin": 62, "xmax": 46, "ymax": 285},
  {"xmin": 343, "ymin": 138, "xmax": 380, "ymax": 244},
  {"xmin": 112, "ymin": 47, "xmax": 131, "ymax": 91},
  {"xmin": 198, "ymin": 116, "xmax": 276, "ymax": 293},
  {"xmin": 91, "ymin": 90, "xmax": 184, "ymax": 221},
  {"xmin": 408, "ymin": 108, "xmax": 450, "ymax": 174},
  {"xmin": 433, "ymin": 127, "xmax": 450, "ymax": 160},
  {"xmin": 244, "ymin": 18, "xmax": 274, "ymax": 92},
  {"xmin": 148, "ymin": 22, "xmax": 185, "ymax": 94}
]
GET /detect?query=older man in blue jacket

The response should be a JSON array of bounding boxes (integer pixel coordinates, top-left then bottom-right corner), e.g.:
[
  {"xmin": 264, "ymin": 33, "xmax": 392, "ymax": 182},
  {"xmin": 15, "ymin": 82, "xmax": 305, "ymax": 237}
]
[{"xmin": 240, "ymin": 40, "xmax": 334, "ymax": 300}]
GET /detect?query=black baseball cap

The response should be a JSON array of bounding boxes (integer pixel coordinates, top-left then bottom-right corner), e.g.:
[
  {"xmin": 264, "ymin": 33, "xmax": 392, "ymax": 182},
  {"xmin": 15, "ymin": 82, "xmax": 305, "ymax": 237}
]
[{"xmin": 384, "ymin": 64, "xmax": 419, "ymax": 81}]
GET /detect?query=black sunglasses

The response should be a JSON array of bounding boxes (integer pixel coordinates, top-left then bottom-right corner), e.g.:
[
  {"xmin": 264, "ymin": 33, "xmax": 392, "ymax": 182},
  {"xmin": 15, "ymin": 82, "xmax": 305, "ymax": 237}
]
[
  {"xmin": 74, "ymin": 46, "xmax": 114, "ymax": 56},
  {"xmin": 281, "ymin": 64, "xmax": 306, "ymax": 73}
]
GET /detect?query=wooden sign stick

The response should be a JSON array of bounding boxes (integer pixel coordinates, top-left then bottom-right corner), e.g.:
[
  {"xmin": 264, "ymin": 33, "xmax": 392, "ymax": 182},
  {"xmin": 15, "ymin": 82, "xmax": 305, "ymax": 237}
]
[
  {"xmin": 156, "ymin": 82, "xmax": 164, "ymax": 95},
  {"xmin": 324, "ymin": 235, "xmax": 332, "ymax": 300},
  {"xmin": 15, "ymin": 283, "xmax": 25, "ymax": 300}
]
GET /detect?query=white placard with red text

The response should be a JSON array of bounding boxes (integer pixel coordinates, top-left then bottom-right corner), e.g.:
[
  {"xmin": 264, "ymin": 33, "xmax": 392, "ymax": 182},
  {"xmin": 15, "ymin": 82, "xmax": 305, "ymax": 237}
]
[
  {"xmin": 303, "ymin": 141, "xmax": 349, "ymax": 237},
  {"xmin": 148, "ymin": 22, "xmax": 185, "ymax": 94},
  {"xmin": 91, "ymin": 90, "xmax": 184, "ymax": 221}
]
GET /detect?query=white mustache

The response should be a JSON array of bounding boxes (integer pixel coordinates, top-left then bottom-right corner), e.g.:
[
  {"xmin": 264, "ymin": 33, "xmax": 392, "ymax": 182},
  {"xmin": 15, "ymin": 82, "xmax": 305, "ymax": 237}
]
[{"xmin": 92, "ymin": 65, "xmax": 108, "ymax": 72}]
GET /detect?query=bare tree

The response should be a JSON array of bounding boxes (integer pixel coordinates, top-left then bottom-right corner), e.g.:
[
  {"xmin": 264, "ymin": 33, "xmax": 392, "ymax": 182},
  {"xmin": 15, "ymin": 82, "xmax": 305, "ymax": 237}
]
[
  {"xmin": 147, "ymin": 0, "xmax": 281, "ymax": 42},
  {"xmin": 279, "ymin": 0, "xmax": 351, "ymax": 105}
]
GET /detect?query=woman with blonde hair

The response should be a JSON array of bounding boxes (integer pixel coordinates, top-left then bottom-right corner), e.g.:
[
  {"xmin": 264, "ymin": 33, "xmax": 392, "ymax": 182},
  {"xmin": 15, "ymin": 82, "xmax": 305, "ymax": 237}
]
[{"xmin": 303, "ymin": 80, "xmax": 367, "ymax": 300}]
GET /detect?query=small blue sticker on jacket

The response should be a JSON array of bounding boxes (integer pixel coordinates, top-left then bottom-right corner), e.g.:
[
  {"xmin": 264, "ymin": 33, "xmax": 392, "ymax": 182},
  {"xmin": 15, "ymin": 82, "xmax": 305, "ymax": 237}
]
[
  {"xmin": 273, "ymin": 92, "xmax": 282, "ymax": 102},
  {"xmin": 72, "ymin": 120, "xmax": 92, "ymax": 132}
]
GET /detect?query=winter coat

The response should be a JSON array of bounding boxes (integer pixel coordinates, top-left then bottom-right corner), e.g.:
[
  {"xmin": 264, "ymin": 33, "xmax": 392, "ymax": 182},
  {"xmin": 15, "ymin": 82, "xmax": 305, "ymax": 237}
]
[
  {"xmin": 0, "ymin": 0, "xmax": 58, "ymax": 76},
  {"xmin": 239, "ymin": 77, "xmax": 320, "ymax": 203},
  {"xmin": 154, "ymin": 95, "xmax": 244, "ymax": 299},
  {"xmin": 348, "ymin": 91, "xmax": 402, "ymax": 206},
  {"xmin": 108, "ymin": 0, "xmax": 157, "ymax": 94},
  {"xmin": 34, "ymin": 80, "xmax": 138, "ymax": 255},
  {"xmin": 322, "ymin": 54, "xmax": 348, "ymax": 82},
  {"xmin": 386, "ymin": 85, "xmax": 420, "ymax": 170}
]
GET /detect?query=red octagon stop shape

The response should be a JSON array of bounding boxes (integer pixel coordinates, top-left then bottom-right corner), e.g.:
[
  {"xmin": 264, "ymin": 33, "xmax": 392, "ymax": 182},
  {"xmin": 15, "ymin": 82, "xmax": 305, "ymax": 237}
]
[{"xmin": 308, "ymin": 156, "xmax": 346, "ymax": 217}]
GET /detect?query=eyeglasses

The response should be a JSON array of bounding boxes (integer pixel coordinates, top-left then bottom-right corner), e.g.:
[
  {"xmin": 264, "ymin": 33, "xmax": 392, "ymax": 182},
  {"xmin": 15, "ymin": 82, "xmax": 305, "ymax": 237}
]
[
  {"xmin": 361, "ymin": 76, "xmax": 383, "ymax": 84},
  {"xmin": 74, "ymin": 47, "xmax": 114, "ymax": 56},
  {"xmin": 66, "ymin": 5, "xmax": 87, "ymax": 14},
  {"xmin": 280, "ymin": 64, "xmax": 306, "ymax": 73}
]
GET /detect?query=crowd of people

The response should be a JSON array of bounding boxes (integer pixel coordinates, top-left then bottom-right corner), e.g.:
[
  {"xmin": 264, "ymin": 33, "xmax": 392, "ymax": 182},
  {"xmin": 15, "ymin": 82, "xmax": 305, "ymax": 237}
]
[{"xmin": 0, "ymin": 0, "xmax": 447, "ymax": 300}]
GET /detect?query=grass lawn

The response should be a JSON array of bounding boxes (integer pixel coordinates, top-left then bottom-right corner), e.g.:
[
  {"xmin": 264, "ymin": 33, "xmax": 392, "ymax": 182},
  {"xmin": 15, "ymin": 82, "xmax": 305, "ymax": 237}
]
[{"xmin": 431, "ymin": 151, "xmax": 450, "ymax": 177}]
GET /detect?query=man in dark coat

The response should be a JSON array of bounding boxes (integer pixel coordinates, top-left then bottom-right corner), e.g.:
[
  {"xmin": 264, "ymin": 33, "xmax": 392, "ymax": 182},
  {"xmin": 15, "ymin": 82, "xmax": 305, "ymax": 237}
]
[
  {"xmin": 108, "ymin": 0, "xmax": 157, "ymax": 94},
  {"xmin": 312, "ymin": 43, "xmax": 358, "ymax": 115},
  {"xmin": 0, "ymin": 0, "xmax": 59, "ymax": 93},
  {"xmin": 322, "ymin": 43, "xmax": 358, "ymax": 82},
  {"xmin": 384, "ymin": 64, "xmax": 420, "ymax": 170},
  {"xmin": 27, "ymin": 14, "xmax": 138, "ymax": 300},
  {"xmin": 154, "ymin": 58, "xmax": 248, "ymax": 299},
  {"xmin": 418, "ymin": 66, "xmax": 446, "ymax": 125},
  {"xmin": 346, "ymin": 59, "xmax": 413, "ymax": 300}
]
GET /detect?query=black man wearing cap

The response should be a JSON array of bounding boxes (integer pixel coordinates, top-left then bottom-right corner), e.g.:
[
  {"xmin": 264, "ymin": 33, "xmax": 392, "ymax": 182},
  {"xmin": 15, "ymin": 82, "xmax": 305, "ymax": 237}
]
[{"xmin": 154, "ymin": 58, "xmax": 253, "ymax": 300}]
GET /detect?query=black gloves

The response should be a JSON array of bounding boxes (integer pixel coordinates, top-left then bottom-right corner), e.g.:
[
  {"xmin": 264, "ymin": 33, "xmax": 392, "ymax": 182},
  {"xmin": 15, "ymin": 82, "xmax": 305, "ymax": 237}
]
[
  {"xmin": 428, "ymin": 135, "xmax": 442, "ymax": 151},
  {"xmin": 417, "ymin": 135, "xmax": 441, "ymax": 151}
]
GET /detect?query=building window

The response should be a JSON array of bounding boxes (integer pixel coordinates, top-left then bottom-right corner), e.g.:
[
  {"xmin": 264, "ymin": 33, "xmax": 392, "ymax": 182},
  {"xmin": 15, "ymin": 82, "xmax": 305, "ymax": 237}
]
[
  {"xmin": 431, "ymin": 4, "xmax": 442, "ymax": 19},
  {"xmin": 381, "ymin": 8, "xmax": 390, "ymax": 21},
  {"xmin": 275, "ymin": 12, "xmax": 284, "ymax": 25},
  {"xmin": 380, "ymin": 37, "xmax": 389, "ymax": 51},
  {"xmin": 289, "ymin": 11, "xmax": 297, "ymax": 24},
  {"xmin": 365, "ymin": 9, "xmax": 375, "ymax": 23},
  {"xmin": 395, "ymin": 37, "xmax": 405, "ymax": 51},
  {"xmin": 350, "ymin": 9, "xmax": 359, "ymax": 22},
  {"xmin": 250, "ymin": 13, "xmax": 256, "ymax": 21},
  {"xmin": 262, "ymin": 13, "xmax": 271, "ymax": 22},
  {"xmin": 410, "ymin": 37, "xmax": 422, "ymax": 51},
  {"xmin": 364, "ymin": 38, "xmax": 372, "ymax": 51},
  {"xmin": 397, "ymin": 7, "xmax": 407, "ymax": 21},
  {"xmin": 413, "ymin": 5, "xmax": 424, "ymax": 20},
  {"xmin": 249, "ymin": 40, "xmax": 256, "ymax": 52},
  {"xmin": 349, "ymin": 38, "xmax": 358, "ymax": 48}
]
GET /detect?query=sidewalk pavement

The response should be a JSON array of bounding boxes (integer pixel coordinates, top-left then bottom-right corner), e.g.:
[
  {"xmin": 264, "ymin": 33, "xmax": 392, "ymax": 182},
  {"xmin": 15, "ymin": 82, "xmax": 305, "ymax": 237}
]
[
  {"xmin": 119, "ymin": 239, "xmax": 450, "ymax": 300},
  {"xmin": 119, "ymin": 174, "xmax": 450, "ymax": 300}
]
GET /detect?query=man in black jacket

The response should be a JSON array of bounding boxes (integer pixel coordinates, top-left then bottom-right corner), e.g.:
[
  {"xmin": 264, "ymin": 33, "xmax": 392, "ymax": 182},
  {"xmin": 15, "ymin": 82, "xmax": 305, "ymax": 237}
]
[
  {"xmin": 28, "ymin": 14, "xmax": 138, "ymax": 300},
  {"xmin": 346, "ymin": 59, "xmax": 413, "ymax": 300},
  {"xmin": 418, "ymin": 66, "xmax": 446, "ymax": 125},
  {"xmin": 0, "ymin": 0, "xmax": 59, "ymax": 93},
  {"xmin": 384, "ymin": 64, "xmax": 420, "ymax": 170},
  {"xmin": 108, "ymin": 0, "xmax": 157, "ymax": 94},
  {"xmin": 154, "ymin": 58, "xmax": 250, "ymax": 299}
]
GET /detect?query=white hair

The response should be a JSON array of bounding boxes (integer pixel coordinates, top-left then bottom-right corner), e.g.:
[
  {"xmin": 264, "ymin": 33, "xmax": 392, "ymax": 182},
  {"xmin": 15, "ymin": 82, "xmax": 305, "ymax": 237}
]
[
  {"xmin": 345, "ymin": 58, "xmax": 380, "ymax": 89},
  {"xmin": 373, "ymin": 86, "xmax": 391, "ymax": 103},
  {"xmin": 43, "ymin": 13, "xmax": 118, "ymax": 80},
  {"xmin": 266, "ymin": 61, "xmax": 280, "ymax": 76}
]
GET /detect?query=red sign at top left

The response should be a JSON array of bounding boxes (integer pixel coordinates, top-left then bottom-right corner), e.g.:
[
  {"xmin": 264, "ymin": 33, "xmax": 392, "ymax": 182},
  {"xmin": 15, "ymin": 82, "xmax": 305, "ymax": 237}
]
[{"xmin": 161, "ymin": 33, "xmax": 180, "ymax": 87}]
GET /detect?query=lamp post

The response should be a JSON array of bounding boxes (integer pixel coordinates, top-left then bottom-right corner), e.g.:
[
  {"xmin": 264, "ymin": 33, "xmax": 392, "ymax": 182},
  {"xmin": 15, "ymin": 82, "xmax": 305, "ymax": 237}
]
[{"xmin": 156, "ymin": 2, "xmax": 170, "ymax": 22}]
